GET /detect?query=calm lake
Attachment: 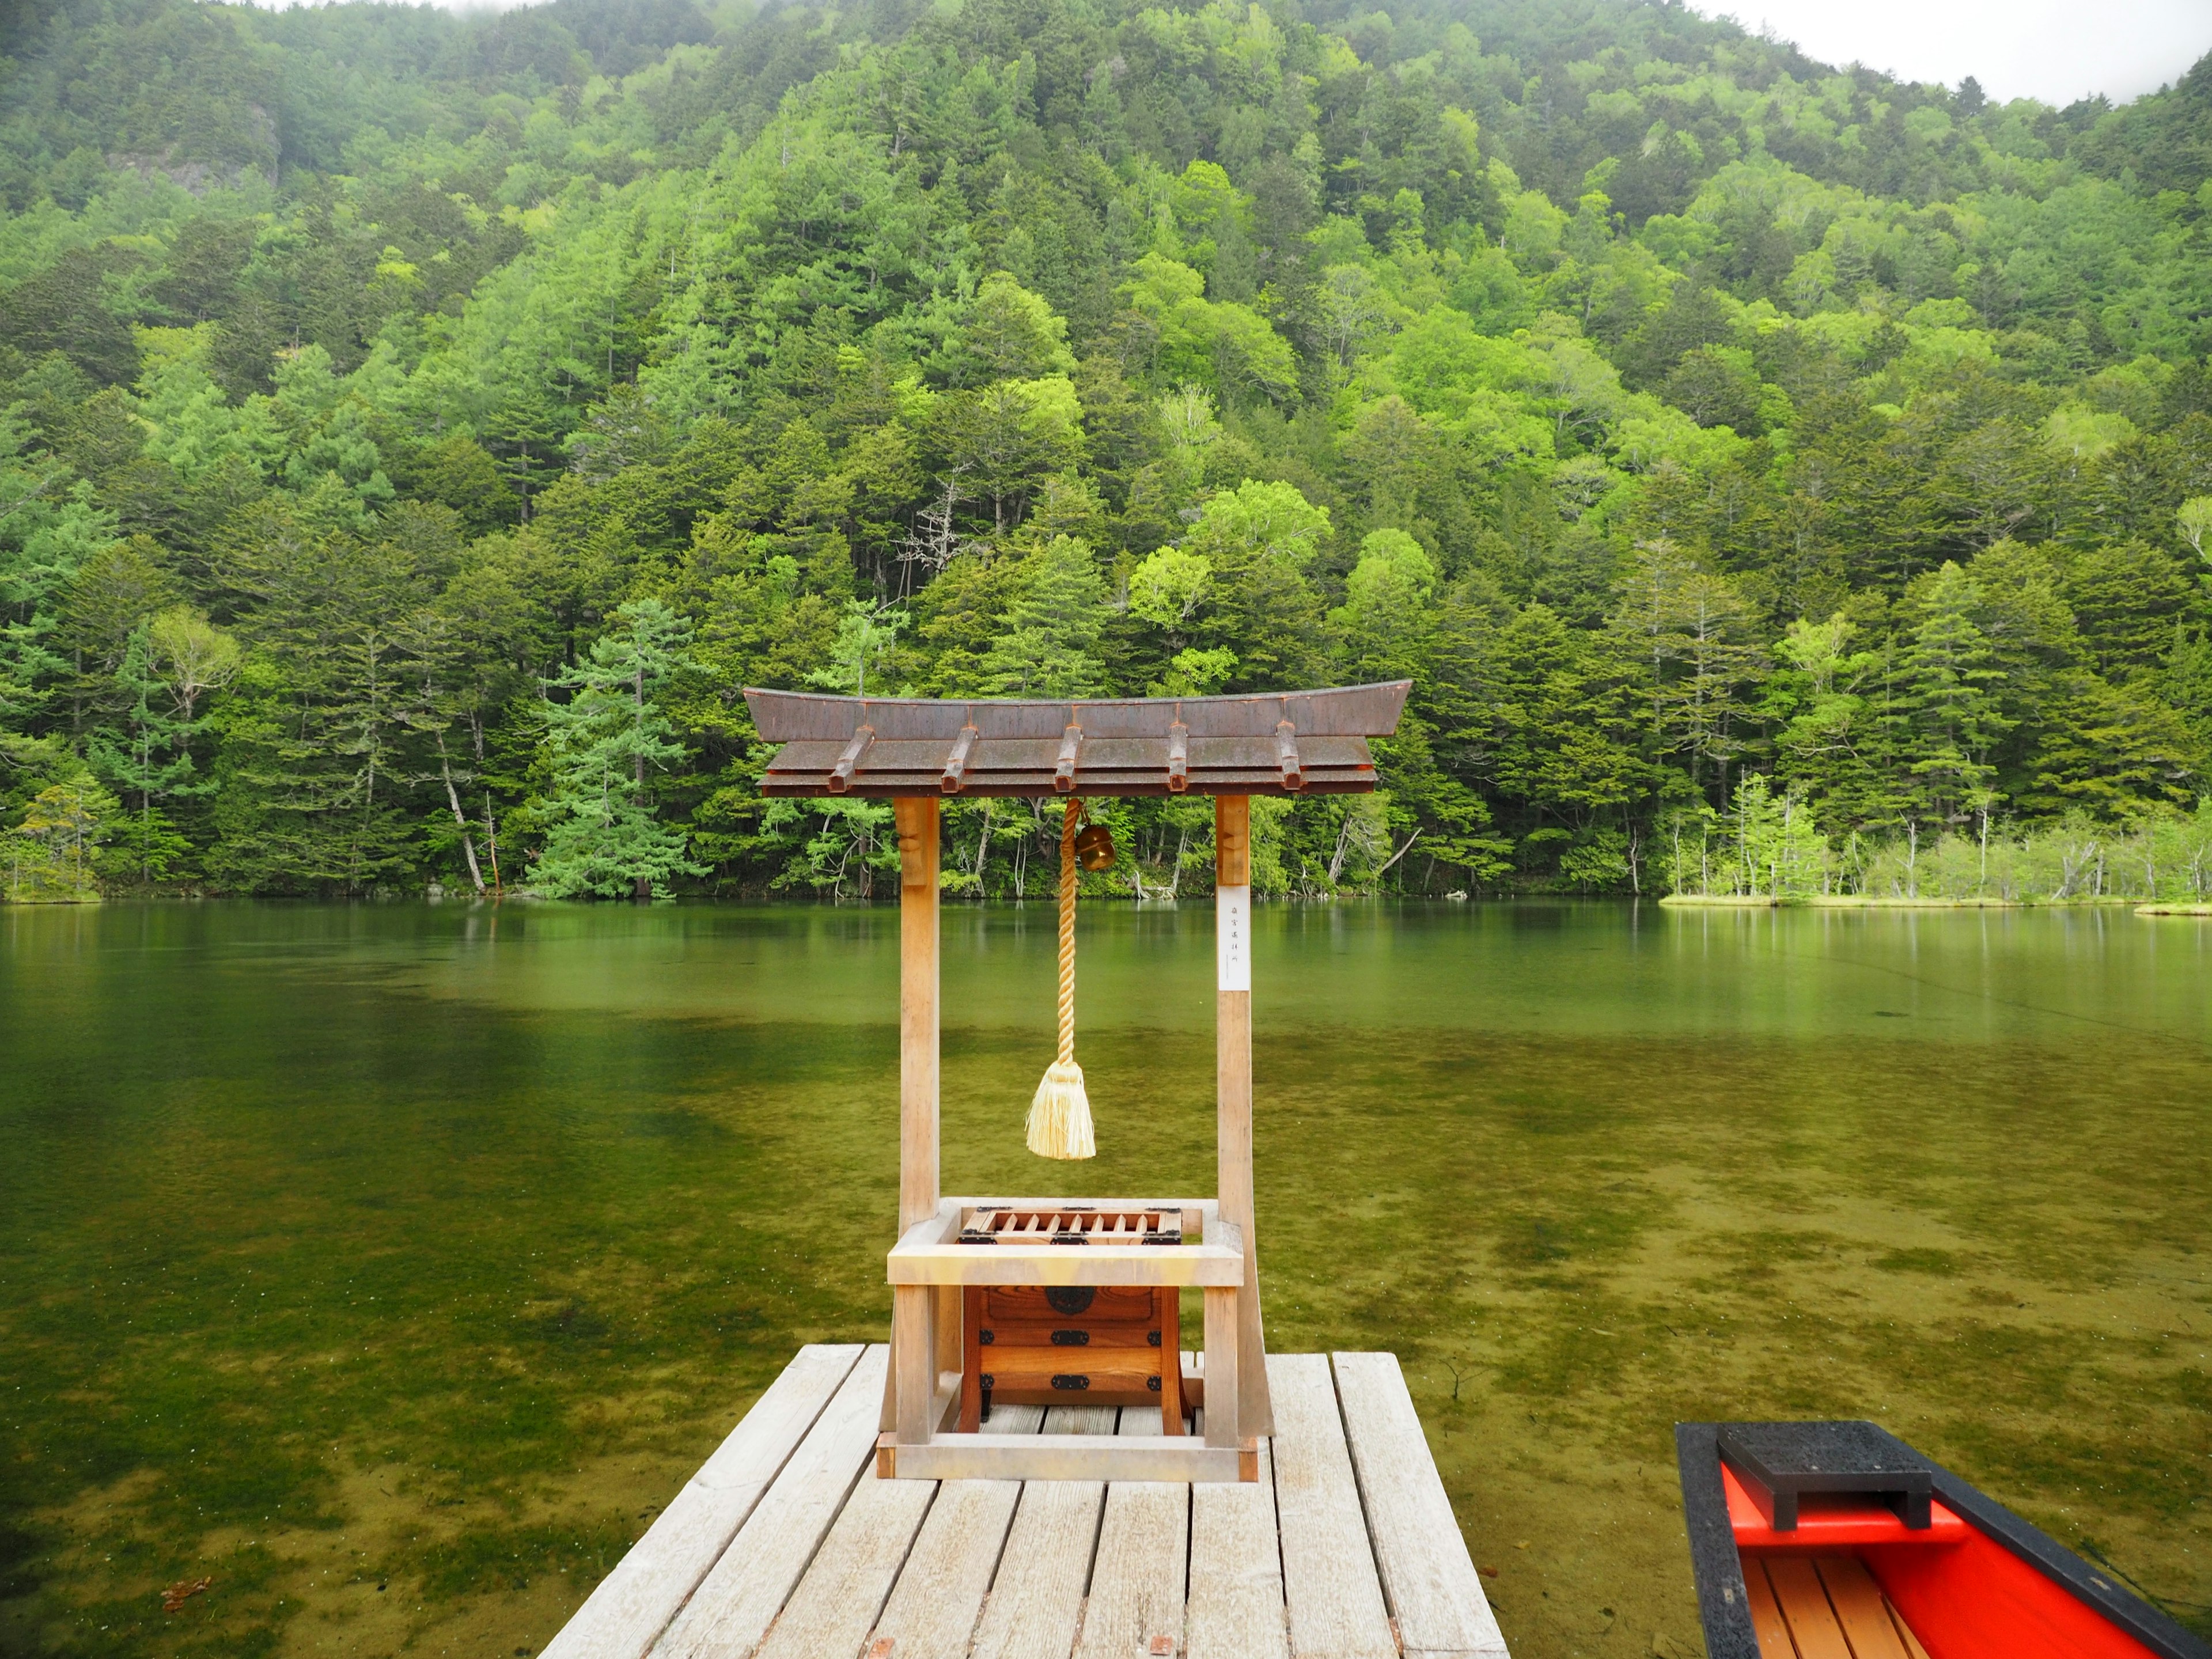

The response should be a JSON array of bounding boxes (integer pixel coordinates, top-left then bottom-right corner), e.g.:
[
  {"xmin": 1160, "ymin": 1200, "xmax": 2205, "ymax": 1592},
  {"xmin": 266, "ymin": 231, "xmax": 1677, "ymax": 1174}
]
[{"xmin": 3, "ymin": 899, "xmax": 2209, "ymax": 1658}]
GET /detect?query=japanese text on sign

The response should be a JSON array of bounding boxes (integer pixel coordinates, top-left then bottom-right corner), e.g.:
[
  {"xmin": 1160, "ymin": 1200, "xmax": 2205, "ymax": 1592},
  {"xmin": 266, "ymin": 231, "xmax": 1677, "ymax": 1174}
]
[{"xmin": 1217, "ymin": 884, "xmax": 1250, "ymax": 991}]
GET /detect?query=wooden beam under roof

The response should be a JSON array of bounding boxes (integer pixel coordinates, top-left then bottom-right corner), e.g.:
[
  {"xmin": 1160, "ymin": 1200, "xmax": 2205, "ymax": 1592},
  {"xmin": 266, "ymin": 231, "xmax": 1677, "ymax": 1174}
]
[{"xmin": 744, "ymin": 681, "xmax": 1410, "ymax": 798}]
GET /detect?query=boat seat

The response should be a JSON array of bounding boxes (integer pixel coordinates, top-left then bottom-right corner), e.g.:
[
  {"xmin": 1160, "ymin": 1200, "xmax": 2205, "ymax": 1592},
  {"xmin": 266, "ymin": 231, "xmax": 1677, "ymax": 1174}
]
[{"xmin": 1746, "ymin": 1554, "xmax": 1931, "ymax": 1659}]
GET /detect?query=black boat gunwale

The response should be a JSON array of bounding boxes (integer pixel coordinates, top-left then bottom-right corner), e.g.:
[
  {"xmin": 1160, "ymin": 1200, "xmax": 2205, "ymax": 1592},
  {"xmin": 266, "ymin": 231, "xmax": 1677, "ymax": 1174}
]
[{"xmin": 1674, "ymin": 1420, "xmax": 2210, "ymax": 1659}]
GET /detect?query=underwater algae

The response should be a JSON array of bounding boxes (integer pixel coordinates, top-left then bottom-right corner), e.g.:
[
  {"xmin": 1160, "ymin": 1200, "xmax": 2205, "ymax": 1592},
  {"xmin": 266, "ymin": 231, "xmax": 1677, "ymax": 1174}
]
[{"xmin": 1, "ymin": 899, "xmax": 2208, "ymax": 1657}]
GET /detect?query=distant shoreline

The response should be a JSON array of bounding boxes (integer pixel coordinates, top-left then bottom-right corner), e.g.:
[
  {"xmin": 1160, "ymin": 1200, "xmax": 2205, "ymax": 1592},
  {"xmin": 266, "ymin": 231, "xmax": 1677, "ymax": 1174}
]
[{"xmin": 1658, "ymin": 894, "xmax": 2149, "ymax": 910}]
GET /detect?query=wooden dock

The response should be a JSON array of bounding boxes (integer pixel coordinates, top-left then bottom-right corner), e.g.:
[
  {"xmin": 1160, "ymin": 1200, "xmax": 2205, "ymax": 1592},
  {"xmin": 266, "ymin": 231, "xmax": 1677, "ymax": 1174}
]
[{"xmin": 543, "ymin": 1346, "xmax": 1508, "ymax": 1659}]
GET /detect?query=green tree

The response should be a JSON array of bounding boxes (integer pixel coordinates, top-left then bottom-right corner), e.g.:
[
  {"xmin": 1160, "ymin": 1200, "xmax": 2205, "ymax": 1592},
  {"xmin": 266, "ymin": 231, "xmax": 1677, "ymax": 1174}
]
[
  {"xmin": 1, "ymin": 411, "xmax": 116, "ymax": 728},
  {"xmin": 1180, "ymin": 480, "xmax": 1332, "ymax": 688},
  {"xmin": 1726, "ymin": 773, "xmax": 1828, "ymax": 897},
  {"xmin": 1769, "ymin": 614, "xmax": 1895, "ymax": 834},
  {"xmin": 984, "ymin": 536, "xmax": 1109, "ymax": 696},
  {"xmin": 86, "ymin": 626, "xmax": 200, "ymax": 882},
  {"xmin": 2177, "ymin": 497, "xmax": 2212, "ymax": 562},
  {"xmin": 1331, "ymin": 528, "xmax": 1437, "ymax": 682},
  {"xmin": 206, "ymin": 517, "xmax": 426, "ymax": 892},
  {"xmin": 533, "ymin": 598, "xmax": 704, "ymax": 901},
  {"xmin": 1611, "ymin": 540, "xmax": 1766, "ymax": 802},
  {"xmin": 8, "ymin": 782, "xmax": 112, "ymax": 902},
  {"xmin": 945, "ymin": 273, "xmax": 1078, "ymax": 385},
  {"xmin": 810, "ymin": 600, "xmax": 906, "ymax": 696},
  {"xmin": 1897, "ymin": 562, "xmax": 2013, "ymax": 831}
]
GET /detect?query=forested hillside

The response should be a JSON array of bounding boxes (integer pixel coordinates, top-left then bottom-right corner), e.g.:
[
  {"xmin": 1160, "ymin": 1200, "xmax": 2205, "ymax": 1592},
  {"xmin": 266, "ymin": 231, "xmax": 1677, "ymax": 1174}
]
[{"xmin": 5, "ymin": 0, "xmax": 2212, "ymax": 902}]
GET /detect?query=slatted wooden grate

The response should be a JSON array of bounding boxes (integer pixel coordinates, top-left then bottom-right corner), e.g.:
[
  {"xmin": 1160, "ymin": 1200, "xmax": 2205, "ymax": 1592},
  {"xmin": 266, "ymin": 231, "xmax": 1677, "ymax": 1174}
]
[{"xmin": 956, "ymin": 1206, "xmax": 1187, "ymax": 1245}]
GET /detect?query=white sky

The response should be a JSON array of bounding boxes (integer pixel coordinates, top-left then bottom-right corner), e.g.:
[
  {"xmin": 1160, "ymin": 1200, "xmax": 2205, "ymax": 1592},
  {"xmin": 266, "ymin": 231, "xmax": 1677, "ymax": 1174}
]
[
  {"xmin": 238, "ymin": 0, "xmax": 2212, "ymax": 108},
  {"xmin": 1719, "ymin": 0, "xmax": 2212, "ymax": 105}
]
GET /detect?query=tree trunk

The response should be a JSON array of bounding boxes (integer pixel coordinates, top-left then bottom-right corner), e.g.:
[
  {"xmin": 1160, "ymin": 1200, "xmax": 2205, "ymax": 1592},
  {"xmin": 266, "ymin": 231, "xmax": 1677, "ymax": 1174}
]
[
  {"xmin": 1327, "ymin": 812, "xmax": 1353, "ymax": 884},
  {"xmin": 436, "ymin": 733, "xmax": 486, "ymax": 894},
  {"xmin": 633, "ymin": 663, "xmax": 650, "ymax": 900},
  {"xmin": 1374, "ymin": 830, "xmax": 1422, "ymax": 881},
  {"xmin": 484, "ymin": 794, "xmax": 503, "ymax": 899}
]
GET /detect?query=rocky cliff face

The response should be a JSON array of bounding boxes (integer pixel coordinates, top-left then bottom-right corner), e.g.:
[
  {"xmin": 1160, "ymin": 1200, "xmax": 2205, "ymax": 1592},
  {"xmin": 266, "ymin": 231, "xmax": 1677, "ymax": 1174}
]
[{"xmin": 109, "ymin": 103, "xmax": 277, "ymax": 195}]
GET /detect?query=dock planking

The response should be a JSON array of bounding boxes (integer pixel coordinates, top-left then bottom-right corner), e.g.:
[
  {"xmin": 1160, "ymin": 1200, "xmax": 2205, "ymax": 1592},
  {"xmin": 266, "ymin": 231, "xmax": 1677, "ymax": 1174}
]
[
  {"xmin": 964, "ymin": 1403, "xmax": 1118, "ymax": 1659},
  {"xmin": 1072, "ymin": 1404, "xmax": 1191, "ymax": 1659},
  {"xmin": 1334, "ymin": 1352, "xmax": 1509, "ymax": 1659},
  {"xmin": 547, "ymin": 1348, "xmax": 1506, "ymax": 1659},
  {"xmin": 1272, "ymin": 1353, "xmax": 1397, "ymax": 1659}
]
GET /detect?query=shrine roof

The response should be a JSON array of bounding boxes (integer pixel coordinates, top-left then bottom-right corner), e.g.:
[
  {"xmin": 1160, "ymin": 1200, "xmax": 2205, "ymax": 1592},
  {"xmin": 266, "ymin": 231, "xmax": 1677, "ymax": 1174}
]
[{"xmin": 744, "ymin": 682, "xmax": 1410, "ymax": 798}]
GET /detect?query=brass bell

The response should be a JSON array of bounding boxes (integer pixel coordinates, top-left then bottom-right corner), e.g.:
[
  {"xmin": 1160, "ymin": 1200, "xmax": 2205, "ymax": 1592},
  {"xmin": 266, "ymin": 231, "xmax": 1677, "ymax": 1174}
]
[{"xmin": 1074, "ymin": 821, "xmax": 1116, "ymax": 872}]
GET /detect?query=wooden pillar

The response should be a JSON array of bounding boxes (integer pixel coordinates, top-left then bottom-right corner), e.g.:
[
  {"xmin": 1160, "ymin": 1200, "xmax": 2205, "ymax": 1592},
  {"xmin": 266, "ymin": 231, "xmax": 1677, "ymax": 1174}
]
[
  {"xmin": 1215, "ymin": 796, "xmax": 1275, "ymax": 1437},
  {"xmin": 897, "ymin": 797, "xmax": 941, "ymax": 1232},
  {"xmin": 888, "ymin": 797, "xmax": 940, "ymax": 1441},
  {"xmin": 1202, "ymin": 1284, "xmax": 1240, "ymax": 1448}
]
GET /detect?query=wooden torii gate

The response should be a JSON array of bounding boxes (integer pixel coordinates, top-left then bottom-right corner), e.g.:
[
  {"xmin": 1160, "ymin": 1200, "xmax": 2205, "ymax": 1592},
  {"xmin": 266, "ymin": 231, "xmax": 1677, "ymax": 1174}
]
[{"xmin": 745, "ymin": 681, "xmax": 1410, "ymax": 1483}]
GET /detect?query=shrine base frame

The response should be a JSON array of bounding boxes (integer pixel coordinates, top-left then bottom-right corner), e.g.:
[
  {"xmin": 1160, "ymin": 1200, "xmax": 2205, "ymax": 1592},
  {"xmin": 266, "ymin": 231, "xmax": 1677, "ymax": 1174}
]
[{"xmin": 880, "ymin": 793, "xmax": 1276, "ymax": 1482}]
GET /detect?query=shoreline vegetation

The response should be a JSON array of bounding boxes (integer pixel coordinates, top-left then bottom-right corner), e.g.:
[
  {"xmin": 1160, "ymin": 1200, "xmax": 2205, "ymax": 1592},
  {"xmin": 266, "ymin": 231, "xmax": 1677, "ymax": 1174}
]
[
  {"xmin": 18, "ymin": 776, "xmax": 2212, "ymax": 910},
  {"xmin": 1657, "ymin": 777, "xmax": 2212, "ymax": 908},
  {"xmin": 1661, "ymin": 893, "xmax": 2138, "ymax": 908}
]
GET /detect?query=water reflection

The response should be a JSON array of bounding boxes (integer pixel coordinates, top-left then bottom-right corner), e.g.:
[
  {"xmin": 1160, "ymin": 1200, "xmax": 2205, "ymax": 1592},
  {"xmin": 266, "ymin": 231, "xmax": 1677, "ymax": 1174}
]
[{"xmin": 1, "ymin": 900, "xmax": 2206, "ymax": 1657}]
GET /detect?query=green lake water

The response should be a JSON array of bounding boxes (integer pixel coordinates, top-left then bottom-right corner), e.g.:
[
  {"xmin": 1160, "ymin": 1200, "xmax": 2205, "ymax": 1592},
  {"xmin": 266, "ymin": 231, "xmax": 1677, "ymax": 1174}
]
[{"xmin": 2, "ymin": 899, "xmax": 2209, "ymax": 1658}]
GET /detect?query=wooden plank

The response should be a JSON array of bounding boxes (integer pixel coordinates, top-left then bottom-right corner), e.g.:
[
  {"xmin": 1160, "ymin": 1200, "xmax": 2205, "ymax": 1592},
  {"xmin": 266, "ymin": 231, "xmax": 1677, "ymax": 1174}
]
[
  {"xmin": 869, "ymin": 1406, "xmax": 1047, "ymax": 1659},
  {"xmin": 1186, "ymin": 1434, "xmax": 1286, "ymax": 1659},
  {"xmin": 945, "ymin": 1194, "xmax": 1208, "ymax": 1214},
  {"xmin": 965, "ymin": 1406, "xmax": 1118, "ymax": 1659},
  {"xmin": 751, "ymin": 1466, "xmax": 935, "ymax": 1659},
  {"xmin": 888, "ymin": 1434, "xmax": 1244, "ymax": 1482},
  {"xmin": 543, "ymin": 1344, "xmax": 864, "ymax": 1659},
  {"xmin": 1330, "ymin": 1353, "xmax": 1505, "ymax": 1658},
  {"xmin": 961, "ymin": 1286, "xmax": 984, "ymax": 1434},
  {"xmin": 1743, "ymin": 1559, "xmax": 1797, "ymax": 1657},
  {"xmin": 1204, "ymin": 1286, "xmax": 1241, "ymax": 1447},
  {"xmin": 983, "ymin": 1285, "xmax": 1158, "ymax": 1325},
  {"xmin": 894, "ymin": 1285, "xmax": 934, "ymax": 1445},
  {"xmin": 1159, "ymin": 1285, "xmax": 1183, "ymax": 1434},
  {"xmin": 978, "ymin": 1408, "xmax": 1052, "ymax": 1435},
  {"xmin": 888, "ymin": 1243, "xmax": 1244, "ymax": 1287},
  {"xmin": 935, "ymin": 1283, "xmax": 963, "ymax": 1389},
  {"xmin": 1268, "ymin": 1354, "xmax": 1395, "ymax": 1659},
  {"xmin": 982, "ymin": 1371, "xmax": 1165, "ymax": 1404},
  {"xmin": 1764, "ymin": 1556, "xmax": 1851, "ymax": 1659},
  {"xmin": 888, "ymin": 796, "xmax": 940, "ymax": 1441},
  {"xmin": 896, "ymin": 794, "xmax": 940, "ymax": 1232},
  {"xmin": 1884, "ymin": 1595, "xmax": 1932, "ymax": 1659},
  {"xmin": 1073, "ymin": 1404, "xmax": 1189, "ymax": 1659},
  {"xmin": 1813, "ymin": 1557, "xmax": 1908, "ymax": 1659},
  {"xmin": 655, "ymin": 1346, "xmax": 890, "ymax": 1659},
  {"xmin": 1214, "ymin": 794, "xmax": 1274, "ymax": 1438}
]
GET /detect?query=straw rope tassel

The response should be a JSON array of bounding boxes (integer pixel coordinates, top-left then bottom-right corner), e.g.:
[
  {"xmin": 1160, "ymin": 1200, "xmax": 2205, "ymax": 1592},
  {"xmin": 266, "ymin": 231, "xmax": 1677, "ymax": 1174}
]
[{"xmin": 1027, "ymin": 798, "xmax": 1096, "ymax": 1159}]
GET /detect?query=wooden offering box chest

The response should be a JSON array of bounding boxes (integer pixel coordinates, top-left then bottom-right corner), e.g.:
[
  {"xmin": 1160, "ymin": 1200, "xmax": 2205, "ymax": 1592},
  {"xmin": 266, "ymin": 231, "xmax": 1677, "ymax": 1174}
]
[
  {"xmin": 945, "ymin": 1205, "xmax": 1194, "ymax": 1432},
  {"xmin": 968, "ymin": 1285, "xmax": 1176, "ymax": 1422}
]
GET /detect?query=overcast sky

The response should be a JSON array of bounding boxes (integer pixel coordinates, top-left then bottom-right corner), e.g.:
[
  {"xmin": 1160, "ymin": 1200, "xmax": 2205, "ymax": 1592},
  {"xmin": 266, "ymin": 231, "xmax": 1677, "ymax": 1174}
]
[
  {"xmin": 249, "ymin": 0, "xmax": 2212, "ymax": 108},
  {"xmin": 1725, "ymin": 0, "xmax": 2212, "ymax": 107}
]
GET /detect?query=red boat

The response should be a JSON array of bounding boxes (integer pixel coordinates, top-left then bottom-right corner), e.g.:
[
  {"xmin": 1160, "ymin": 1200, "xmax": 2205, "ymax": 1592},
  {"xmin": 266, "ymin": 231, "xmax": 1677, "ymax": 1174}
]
[{"xmin": 1676, "ymin": 1421, "xmax": 2208, "ymax": 1659}]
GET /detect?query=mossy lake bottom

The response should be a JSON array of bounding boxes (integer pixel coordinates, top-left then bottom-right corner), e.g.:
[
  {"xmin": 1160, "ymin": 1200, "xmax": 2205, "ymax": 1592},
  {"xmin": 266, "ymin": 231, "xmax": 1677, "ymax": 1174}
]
[{"xmin": 2, "ymin": 899, "xmax": 2208, "ymax": 1658}]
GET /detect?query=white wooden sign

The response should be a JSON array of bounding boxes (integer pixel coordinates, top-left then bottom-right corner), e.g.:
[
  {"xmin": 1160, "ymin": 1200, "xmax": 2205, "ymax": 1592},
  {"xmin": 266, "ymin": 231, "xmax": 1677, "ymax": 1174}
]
[{"xmin": 1217, "ymin": 884, "xmax": 1251, "ymax": 991}]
